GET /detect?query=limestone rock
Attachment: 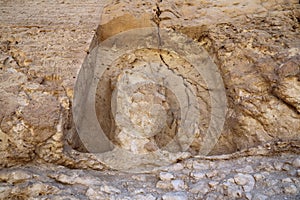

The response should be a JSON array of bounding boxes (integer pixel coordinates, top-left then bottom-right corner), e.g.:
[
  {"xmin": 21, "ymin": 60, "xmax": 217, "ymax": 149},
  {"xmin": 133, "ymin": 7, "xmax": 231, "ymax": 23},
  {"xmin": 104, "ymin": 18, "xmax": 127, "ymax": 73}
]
[
  {"xmin": 189, "ymin": 181, "xmax": 210, "ymax": 194},
  {"xmin": 1, "ymin": 0, "xmax": 300, "ymax": 172},
  {"xmin": 159, "ymin": 172, "xmax": 174, "ymax": 181},
  {"xmin": 171, "ymin": 179, "xmax": 185, "ymax": 191},
  {"xmin": 292, "ymin": 157, "xmax": 300, "ymax": 168},
  {"xmin": 190, "ymin": 171, "xmax": 206, "ymax": 180},
  {"xmin": 253, "ymin": 193, "xmax": 268, "ymax": 200},
  {"xmin": 234, "ymin": 174, "xmax": 255, "ymax": 187},
  {"xmin": 283, "ymin": 184, "xmax": 298, "ymax": 194},
  {"xmin": 0, "ymin": 170, "xmax": 32, "ymax": 184},
  {"xmin": 162, "ymin": 192, "xmax": 188, "ymax": 200},
  {"xmin": 0, "ymin": 1, "xmax": 299, "ymax": 200}
]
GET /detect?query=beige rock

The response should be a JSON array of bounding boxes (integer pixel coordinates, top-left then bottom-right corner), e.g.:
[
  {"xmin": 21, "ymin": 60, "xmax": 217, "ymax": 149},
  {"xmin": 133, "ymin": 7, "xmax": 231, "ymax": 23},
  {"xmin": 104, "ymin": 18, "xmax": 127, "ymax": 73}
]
[
  {"xmin": 234, "ymin": 174, "xmax": 255, "ymax": 186},
  {"xmin": 171, "ymin": 179, "xmax": 185, "ymax": 191},
  {"xmin": 0, "ymin": 170, "xmax": 32, "ymax": 184},
  {"xmin": 134, "ymin": 194, "xmax": 156, "ymax": 200},
  {"xmin": 159, "ymin": 172, "xmax": 174, "ymax": 181},
  {"xmin": 156, "ymin": 181, "xmax": 173, "ymax": 190},
  {"xmin": 101, "ymin": 185, "xmax": 121, "ymax": 194},
  {"xmin": 206, "ymin": 170, "xmax": 219, "ymax": 178},
  {"xmin": 292, "ymin": 157, "xmax": 300, "ymax": 168},
  {"xmin": 235, "ymin": 165, "xmax": 254, "ymax": 174},
  {"xmin": 0, "ymin": 0, "xmax": 299, "ymax": 187},
  {"xmin": 253, "ymin": 174, "xmax": 265, "ymax": 182},
  {"xmin": 162, "ymin": 192, "xmax": 188, "ymax": 200},
  {"xmin": 273, "ymin": 162, "xmax": 284, "ymax": 171},
  {"xmin": 190, "ymin": 171, "xmax": 206, "ymax": 180},
  {"xmin": 208, "ymin": 181, "xmax": 219, "ymax": 189},
  {"xmin": 283, "ymin": 184, "xmax": 298, "ymax": 194},
  {"xmin": 253, "ymin": 193, "xmax": 268, "ymax": 200},
  {"xmin": 189, "ymin": 181, "xmax": 210, "ymax": 194},
  {"xmin": 282, "ymin": 178, "xmax": 293, "ymax": 183}
]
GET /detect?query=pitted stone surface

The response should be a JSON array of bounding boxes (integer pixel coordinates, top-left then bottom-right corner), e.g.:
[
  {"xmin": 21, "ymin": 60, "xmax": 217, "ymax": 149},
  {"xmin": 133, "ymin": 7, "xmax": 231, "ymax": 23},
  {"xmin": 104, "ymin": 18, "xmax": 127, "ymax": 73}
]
[{"xmin": 0, "ymin": 0, "xmax": 299, "ymax": 199}]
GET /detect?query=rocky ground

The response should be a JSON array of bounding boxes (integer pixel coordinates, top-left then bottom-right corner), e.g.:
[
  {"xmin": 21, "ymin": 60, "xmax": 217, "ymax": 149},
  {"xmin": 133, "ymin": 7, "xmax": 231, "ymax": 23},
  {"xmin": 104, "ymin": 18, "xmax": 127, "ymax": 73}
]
[{"xmin": 1, "ymin": 150, "xmax": 299, "ymax": 200}]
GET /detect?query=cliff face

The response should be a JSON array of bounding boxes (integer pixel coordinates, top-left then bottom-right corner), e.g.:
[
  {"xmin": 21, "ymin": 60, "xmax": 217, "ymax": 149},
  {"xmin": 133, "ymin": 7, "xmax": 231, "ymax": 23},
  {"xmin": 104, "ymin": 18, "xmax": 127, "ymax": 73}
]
[
  {"xmin": 0, "ymin": 1, "xmax": 300, "ymax": 169},
  {"xmin": 93, "ymin": 0, "xmax": 300, "ymax": 159},
  {"xmin": 0, "ymin": 0, "xmax": 300, "ymax": 199}
]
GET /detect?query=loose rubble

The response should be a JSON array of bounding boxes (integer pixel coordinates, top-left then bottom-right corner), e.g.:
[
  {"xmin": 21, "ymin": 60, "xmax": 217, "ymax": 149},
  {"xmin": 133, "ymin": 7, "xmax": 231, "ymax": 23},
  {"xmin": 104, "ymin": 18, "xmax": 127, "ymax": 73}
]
[{"xmin": 1, "ymin": 153, "xmax": 299, "ymax": 199}]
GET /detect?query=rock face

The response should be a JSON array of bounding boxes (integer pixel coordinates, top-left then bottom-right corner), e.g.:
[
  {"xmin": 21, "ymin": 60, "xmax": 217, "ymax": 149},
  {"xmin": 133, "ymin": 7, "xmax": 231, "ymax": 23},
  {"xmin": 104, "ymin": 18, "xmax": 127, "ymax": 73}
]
[
  {"xmin": 99, "ymin": 1, "xmax": 300, "ymax": 154},
  {"xmin": 0, "ymin": 0, "xmax": 299, "ymax": 191},
  {"xmin": 79, "ymin": 0, "xmax": 299, "ymax": 164}
]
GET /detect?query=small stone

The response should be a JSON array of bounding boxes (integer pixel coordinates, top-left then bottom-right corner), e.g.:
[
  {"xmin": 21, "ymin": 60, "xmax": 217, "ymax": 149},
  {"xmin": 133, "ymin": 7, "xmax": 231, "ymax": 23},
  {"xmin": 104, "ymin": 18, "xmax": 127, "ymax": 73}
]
[
  {"xmin": 208, "ymin": 181, "xmax": 219, "ymax": 188},
  {"xmin": 297, "ymin": 169, "xmax": 300, "ymax": 177},
  {"xmin": 206, "ymin": 170, "xmax": 218, "ymax": 178},
  {"xmin": 100, "ymin": 185, "xmax": 121, "ymax": 194},
  {"xmin": 283, "ymin": 184, "xmax": 298, "ymax": 194},
  {"xmin": 159, "ymin": 172, "xmax": 174, "ymax": 181},
  {"xmin": 292, "ymin": 157, "xmax": 300, "ymax": 168},
  {"xmin": 226, "ymin": 185, "xmax": 243, "ymax": 198},
  {"xmin": 236, "ymin": 165, "xmax": 254, "ymax": 173},
  {"xmin": 0, "ymin": 170, "xmax": 32, "ymax": 184},
  {"xmin": 162, "ymin": 192, "xmax": 188, "ymax": 200},
  {"xmin": 189, "ymin": 181, "xmax": 209, "ymax": 194},
  {"xmin": 184, "ymin": 160, "xmax": 192, "ymax": 169},
  {"xmin": 273, "ymin": 162, "xmax": 284, "ymax": 171},
  {"xmin": 135, "ymin": 194, "xmax": 156, "ymax": 200},
  {"xmin": 228, "ymin": 178, "xmax": 235, "ymax": 183},
  {"xmin": 171, "ymin": 179, "xmax": 185, "ymax": 191},
  {"xmin": 253, "ymin": 174, "xmax": 264, "ymax": 182},
  {"xmin": 190, "ymin": 171, "xmax": 205, "ymax": 180},
  {"xmin": 282, "ymin": 164, "xmax": 291, "ymax": 171},
  {"xmin": 262, "ymin": 162, "xmax": 274, "ymax": 172},
  {"xmin": 261, "ymin": 172, "xmax": 270, "ymax": 177},
  {"xmin": 234, "ymin": 173, "xmax": 254, "ymax": 186},
  {"xmin": 288, "ymin": 169, "xmax": 297, "ymax": 176},
  {"xmin": 282, "ymin": 178, "xmax": 293, "ymax": 183},
  {"xmin": 132, "ymin": 175, "xmax": 147, "ymax": 182},
  {"xmin": 223, "ymin": 179, "xmax": 243, "ymax": 198},
  {"xmin": 156, "ymin": 181, "xmax": 172, "ymax": 190},
  {"xmin": 171, "ymin": 163, "xmax": 184, "ymax": 171},
  {"xmin": 233, "ymin": 173, "xmax": 255, "ymax": 192},
  {"xmin": 192, "ymin": 162, "xmax": 209, "ymax": 170}
]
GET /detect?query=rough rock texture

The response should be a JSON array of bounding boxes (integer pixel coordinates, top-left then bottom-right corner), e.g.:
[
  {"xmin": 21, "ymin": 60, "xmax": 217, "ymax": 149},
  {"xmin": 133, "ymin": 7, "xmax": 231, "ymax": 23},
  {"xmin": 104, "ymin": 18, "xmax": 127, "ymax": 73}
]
[
  {"xmin": 1, "ymin": 153, "xmax": 300, "ymax": 199},
  {"xmin": 0, "ymin": 0, "xmax": 109, "ymax": 168},
  {"xmin": 0, "ymin": 0, "xmax": 300, "ymax": 199},
  {"xmin": 97, "ymin": 0, "xmax": 300, "ymax": 155}
]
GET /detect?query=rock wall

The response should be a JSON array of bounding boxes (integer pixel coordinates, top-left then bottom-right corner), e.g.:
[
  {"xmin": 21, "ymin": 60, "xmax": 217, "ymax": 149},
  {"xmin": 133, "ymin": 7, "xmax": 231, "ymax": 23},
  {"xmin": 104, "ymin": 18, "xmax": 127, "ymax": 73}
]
[
  {"xmin": 97, "ymin": 0, "xmax": 300, "ymax": 155},
  {"xmin": 0, "ymin": 0, "xmax": 299, "ymax": 170},
  {"xmin": 0, "ymin": 0, "xmax": 106, "ymax": 168}
]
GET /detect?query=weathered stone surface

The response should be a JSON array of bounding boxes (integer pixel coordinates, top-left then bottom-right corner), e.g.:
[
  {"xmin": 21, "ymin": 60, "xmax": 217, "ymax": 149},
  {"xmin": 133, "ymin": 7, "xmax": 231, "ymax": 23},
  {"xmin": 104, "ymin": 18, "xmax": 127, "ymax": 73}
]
[
  {"xmin": 162, "ymin": 191, "xmax": 188, "ymax": 200},
  {"xmin": 292, "ymin": 157, "xmax": 300, "ymax": 168},
  {"xmin": 0, "ymin": 154, "xmax": 299, "ymax": 199},
  {"xmin": 159, "ymin": 172, "xmax": 174, "ymax": 181},
  {"xmin": 0, "ymin": 0, "xmax": 107, "ymax": 168},
  {"xmin": 0, "ymin": 0, "xmax": 299, "ymax": 199}
]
